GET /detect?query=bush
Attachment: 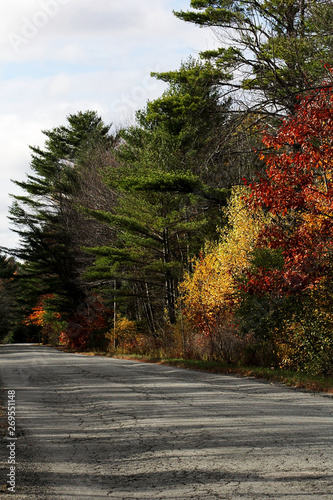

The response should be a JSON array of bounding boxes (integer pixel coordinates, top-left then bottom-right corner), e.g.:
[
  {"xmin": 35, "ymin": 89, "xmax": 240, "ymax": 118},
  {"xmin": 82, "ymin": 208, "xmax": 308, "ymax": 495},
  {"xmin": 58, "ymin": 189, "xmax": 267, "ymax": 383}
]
[{"xmin": 106, "ymin": 315, "xmax": 152, "ymax": 354}]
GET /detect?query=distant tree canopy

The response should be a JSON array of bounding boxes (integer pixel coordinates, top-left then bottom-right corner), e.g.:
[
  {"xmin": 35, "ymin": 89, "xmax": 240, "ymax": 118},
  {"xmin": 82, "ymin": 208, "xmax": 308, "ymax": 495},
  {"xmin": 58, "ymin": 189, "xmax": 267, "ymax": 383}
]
[{"xmin": 0, "ymin": 254, "xmax": 20, "ymax": 341}]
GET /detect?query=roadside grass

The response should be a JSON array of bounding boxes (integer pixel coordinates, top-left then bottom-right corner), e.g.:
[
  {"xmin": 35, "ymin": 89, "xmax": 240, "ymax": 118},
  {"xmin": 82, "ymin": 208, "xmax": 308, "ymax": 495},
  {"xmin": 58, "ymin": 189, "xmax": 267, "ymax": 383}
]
[
  {"xmin": 107, "ymin": 354, "xmax": 333, "ymax": 394},
  {"xmin": 51, "ymin": 345, "xmax": 333, "ymax": 394}
]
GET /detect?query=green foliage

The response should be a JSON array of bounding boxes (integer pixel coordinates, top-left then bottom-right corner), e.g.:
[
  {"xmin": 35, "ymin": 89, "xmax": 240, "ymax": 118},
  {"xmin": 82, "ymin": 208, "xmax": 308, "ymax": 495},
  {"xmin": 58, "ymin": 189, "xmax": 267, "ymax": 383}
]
[
  {"xmin": 0, "ymin": 254, "xmax": 21, "ymax": 341},
  {"xmin": 116, "ymin": 171, "xmax": 203, "ymax": 194},
  {"xmin": 138, "ymin": 58, "xmax": 234, "ymax": 186},
  {"xmin": 4, "ymin": 1, "xmax": 333, "ymax": 381},
  {"xmin": 85, "ymin": 164, "xmax": 209, "ymax": 328},
  {"xmin": 8, "ymin": 111, "xmax": 112, "ymax": 314},
  {"xmin": 174, "ymin": 1, "xmax": 333, "ymax": 113},
  {"xmin": 83, "ymin": 59, "xmax": 233, "ymax": 332},
  {"xmin": 250, "ymin": 247, "xmax": 284, "ymax": 271}
]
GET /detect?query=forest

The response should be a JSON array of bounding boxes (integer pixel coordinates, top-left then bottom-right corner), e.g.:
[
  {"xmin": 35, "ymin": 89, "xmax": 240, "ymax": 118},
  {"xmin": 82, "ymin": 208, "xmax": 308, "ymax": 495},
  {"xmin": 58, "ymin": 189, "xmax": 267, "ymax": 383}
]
[{"xmin": 1, "ymin": 0, "xmax": 333, "ymax": 377}]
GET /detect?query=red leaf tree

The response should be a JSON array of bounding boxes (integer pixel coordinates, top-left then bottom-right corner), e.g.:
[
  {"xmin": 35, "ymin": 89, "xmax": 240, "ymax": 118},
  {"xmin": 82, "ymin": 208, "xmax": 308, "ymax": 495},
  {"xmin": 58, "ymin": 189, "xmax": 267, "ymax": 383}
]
[
  {"xmin": 246, "ymin": 84, "xmax": 333, "ymax": 297},
  {"xmin": 240, "ymin": 83, "xmax": 333, "ymax": 374}
]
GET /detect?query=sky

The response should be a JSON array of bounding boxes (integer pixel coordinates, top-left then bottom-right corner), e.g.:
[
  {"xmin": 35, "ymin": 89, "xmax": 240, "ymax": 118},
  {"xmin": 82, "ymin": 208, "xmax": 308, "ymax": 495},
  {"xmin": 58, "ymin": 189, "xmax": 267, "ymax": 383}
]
[{"xmin": 0, "ymin": 0, "xmax": 216, "ymax": 251}]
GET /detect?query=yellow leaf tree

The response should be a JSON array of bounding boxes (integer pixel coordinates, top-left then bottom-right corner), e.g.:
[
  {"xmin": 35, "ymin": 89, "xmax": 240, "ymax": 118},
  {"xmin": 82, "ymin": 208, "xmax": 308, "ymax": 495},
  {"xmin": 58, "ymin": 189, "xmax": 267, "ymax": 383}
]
[{"xmin": 180, "ymin": 186, "xmax": 266, "ymax": 360}]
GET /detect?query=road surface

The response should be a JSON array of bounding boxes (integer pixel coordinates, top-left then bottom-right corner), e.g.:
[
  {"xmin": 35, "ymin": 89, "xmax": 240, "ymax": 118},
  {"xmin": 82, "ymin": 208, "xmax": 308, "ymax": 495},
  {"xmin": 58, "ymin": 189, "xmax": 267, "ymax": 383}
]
[{"xmin": 0, "ymin": 344, "xmax": 332, "ymax": 499}]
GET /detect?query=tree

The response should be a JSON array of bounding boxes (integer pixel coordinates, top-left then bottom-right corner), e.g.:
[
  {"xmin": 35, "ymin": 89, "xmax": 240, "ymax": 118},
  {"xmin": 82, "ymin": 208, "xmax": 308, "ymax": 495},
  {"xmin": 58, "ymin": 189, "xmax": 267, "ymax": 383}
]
[
  {"xmin": 239, "ymin": 83, "xmax": 333, "ymax": 374},
  {"xmin": 246, "ymin": 83, "xmax": 333, "ymax": 295},
  {"xmin": 8, "ymin": 111, "xmax": 113, "ymax": 319},
  {"xmin": 83, "ymin": 61, "xmax": 234, "ymax": 334},
  {"xmin": 23, "ymin": 294, "xmax": 67, "ymax": 345},
  {"xmin": 0, "ymin": 254, "xmax": 20, "ymax": 342},
  {"xmin": 84, "ymin": 130, "xmax": 209, "ymax": 332},
  {"xmin": 174, "ymin": 1, "xmax": 333, "ymax": 115},
  {"xmin": 180, "ymin": 185, "xmax": 266, "ymax": 360},
  {"xmin": 143, "ymin": 57, "xmax": 235, "ymax": 185}
]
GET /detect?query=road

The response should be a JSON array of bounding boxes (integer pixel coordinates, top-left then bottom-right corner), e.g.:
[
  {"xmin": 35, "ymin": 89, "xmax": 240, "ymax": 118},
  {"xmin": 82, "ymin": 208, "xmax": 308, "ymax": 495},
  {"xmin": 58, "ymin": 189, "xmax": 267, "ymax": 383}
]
[{"xmin": 0, "ymin": 344, "xmax": 332, "ymax": 499}]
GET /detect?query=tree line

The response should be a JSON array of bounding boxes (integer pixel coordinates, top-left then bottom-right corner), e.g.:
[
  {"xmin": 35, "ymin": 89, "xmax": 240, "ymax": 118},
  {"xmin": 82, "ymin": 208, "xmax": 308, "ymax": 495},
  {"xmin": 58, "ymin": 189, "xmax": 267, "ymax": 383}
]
[{"xmin": 1, "ymin": 0, "xmax": 333, "ymax": 376}]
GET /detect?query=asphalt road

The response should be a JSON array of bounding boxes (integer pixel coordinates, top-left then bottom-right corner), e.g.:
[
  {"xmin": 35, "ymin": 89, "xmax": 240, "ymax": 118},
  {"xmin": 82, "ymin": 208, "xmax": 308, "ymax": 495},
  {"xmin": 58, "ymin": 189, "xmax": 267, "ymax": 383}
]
[{"xmin": 0, "ymin": 344, "xmax": 332, "ymax": 499}]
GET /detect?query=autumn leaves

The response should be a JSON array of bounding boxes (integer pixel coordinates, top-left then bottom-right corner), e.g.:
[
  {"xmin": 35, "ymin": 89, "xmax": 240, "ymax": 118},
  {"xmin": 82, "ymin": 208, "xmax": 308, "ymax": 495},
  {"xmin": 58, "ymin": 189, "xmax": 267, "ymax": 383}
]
[{"xmin": 181, "ymin": 86, "xmax": 333, "ymax": 374}]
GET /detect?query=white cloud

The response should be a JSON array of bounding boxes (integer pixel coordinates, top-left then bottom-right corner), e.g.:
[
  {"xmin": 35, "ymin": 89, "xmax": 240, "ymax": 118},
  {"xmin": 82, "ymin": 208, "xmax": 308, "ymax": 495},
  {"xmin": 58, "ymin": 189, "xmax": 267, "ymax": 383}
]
[
  {"xmin": 2, "ymin": 0, "xmax": 213, "ymax": 63},
  {"xmin": 45, "ymin": 73, "xmax": 70, "ymax": 97}
]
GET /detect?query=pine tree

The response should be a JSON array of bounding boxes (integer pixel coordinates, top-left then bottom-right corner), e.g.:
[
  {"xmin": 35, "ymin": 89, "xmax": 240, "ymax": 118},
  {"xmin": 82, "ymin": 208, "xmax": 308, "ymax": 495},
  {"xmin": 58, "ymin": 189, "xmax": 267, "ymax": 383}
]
[
  {"xmin": 174, "ymin": 1, "xmax": 333, "ymax": 115},
  {"xmin": 84, "ymin": 128, "xmax": 209, "ymax": 331},
  {"xmin": 83, "ymin": 62, "xmax": 233, "ymax": 331},
  {"xmin": 8, "ymin": 111, "xmax": 112, "ymax": 315}
]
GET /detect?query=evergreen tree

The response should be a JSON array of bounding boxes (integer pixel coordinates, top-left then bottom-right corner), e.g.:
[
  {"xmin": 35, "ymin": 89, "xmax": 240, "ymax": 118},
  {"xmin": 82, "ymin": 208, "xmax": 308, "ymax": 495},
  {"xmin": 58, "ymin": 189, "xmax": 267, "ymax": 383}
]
[
  {"xmin": 174, "ymin": 1, "xmax": 333, "ymax": 115},
  {"xmin": 83, "ymin": 60, "xmax": 234, "ymax": 331},
  {"xmin": 146, "ymin": 57, "xmax": 264, "ymax": 186},
  {"xmin": 85, "ymin": 129, "xmax": 209, "ymax": 330},
  {"xmin": 0, "ymin": 254, "xmax": 20, "ymax": 342},
  {"xmin": 8, "ymin": 111, "xmax": 112, "ymax": 316},
  {"xmin": 142, "ymin": 57, "xmax": 233, "ymax": 184}
]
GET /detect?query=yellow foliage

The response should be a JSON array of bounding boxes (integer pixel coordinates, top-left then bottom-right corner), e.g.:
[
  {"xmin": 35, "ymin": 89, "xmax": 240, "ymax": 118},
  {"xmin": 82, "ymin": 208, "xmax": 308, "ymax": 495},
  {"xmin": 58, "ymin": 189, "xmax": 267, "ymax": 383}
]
[
  {"xmin": 180, "ymin": 186, "xmax": 266, "ymax": 329},
  {"xmin": 105, "ymin": 314, "xmax": 149, "ymax": 354}
]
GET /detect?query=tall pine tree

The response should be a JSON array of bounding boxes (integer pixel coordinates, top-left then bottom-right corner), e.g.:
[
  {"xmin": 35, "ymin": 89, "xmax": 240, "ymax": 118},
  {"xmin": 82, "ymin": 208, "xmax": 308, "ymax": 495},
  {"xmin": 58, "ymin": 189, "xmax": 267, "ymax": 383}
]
[
  {"xmin": 175, "ymin": 1, "xmax": 333, "ymax": 115},
  {"xmin": 8, "ymin": 111, "xmax": 112, "ymax": 316}
]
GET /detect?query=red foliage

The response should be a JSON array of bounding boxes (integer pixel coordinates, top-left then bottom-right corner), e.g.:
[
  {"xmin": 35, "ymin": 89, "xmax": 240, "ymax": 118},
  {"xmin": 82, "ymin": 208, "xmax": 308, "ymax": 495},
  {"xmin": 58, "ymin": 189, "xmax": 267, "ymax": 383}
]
[
  {"xmin": 245, "ymin": 84, "xmax": 333, "ymax": 296},
  {"xmin": 60, "ymin": 296, "xmax": 110, "ymax": 350}
]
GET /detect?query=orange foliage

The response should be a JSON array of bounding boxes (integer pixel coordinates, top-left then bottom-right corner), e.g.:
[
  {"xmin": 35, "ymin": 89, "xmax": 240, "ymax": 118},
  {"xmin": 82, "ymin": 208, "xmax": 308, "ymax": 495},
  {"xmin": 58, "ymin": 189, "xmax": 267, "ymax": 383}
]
[
  {"xmin": 24, "ymin": 294, "xmax": 65, "ymax": 344},
  {"xmin": 105, "ymin": 315, "xmax": 150, "ymax": 354}
]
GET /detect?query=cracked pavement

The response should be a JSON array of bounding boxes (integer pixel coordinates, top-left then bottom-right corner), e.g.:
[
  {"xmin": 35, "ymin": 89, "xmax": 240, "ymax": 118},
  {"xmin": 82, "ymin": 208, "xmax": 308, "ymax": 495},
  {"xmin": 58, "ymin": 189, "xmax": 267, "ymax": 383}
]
[{"xmin": 0, "ymin": 344, "xmax": 332, "ymax": 499}]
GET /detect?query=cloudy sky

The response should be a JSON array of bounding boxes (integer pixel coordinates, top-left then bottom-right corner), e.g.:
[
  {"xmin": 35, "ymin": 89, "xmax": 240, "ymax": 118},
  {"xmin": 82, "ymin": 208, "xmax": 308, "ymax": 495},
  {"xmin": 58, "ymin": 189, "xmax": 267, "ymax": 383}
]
[{"xmin": 1, "ymin": 0, "xmax": 216, "ymax": 250}]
